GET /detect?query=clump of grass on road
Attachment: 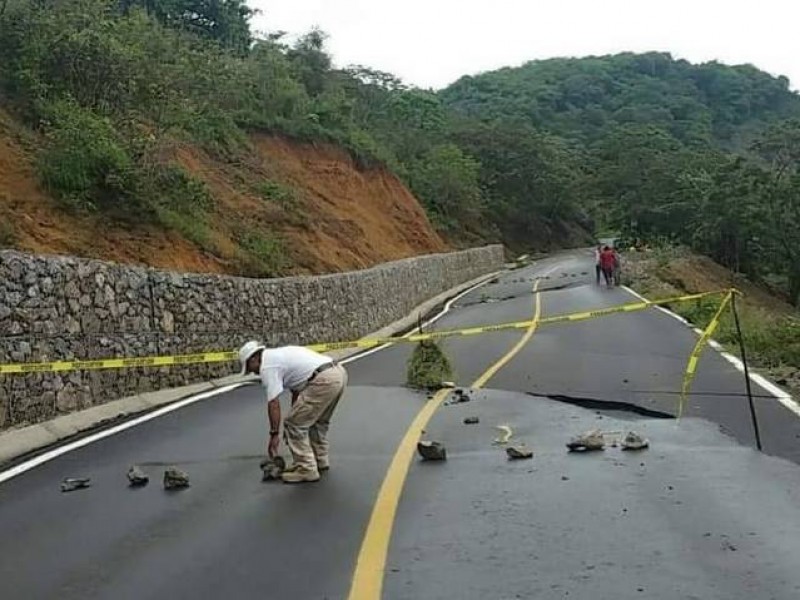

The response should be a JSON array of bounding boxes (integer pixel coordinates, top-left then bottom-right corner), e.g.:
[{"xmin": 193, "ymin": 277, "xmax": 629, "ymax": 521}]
[{"xmin": 407, "ymin": 341, "xmax": 453, "ymax": 389}]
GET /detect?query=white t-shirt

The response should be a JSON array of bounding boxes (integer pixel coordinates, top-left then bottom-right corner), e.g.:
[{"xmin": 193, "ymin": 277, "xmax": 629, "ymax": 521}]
[{"xmin": 259, "ymin": 346, "xmax": 332, "ymax": 400}]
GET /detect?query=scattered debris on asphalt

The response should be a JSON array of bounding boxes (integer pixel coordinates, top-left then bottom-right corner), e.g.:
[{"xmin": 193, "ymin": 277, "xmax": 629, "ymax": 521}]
[
  {"xmin": 61, "ymin": 477, "xmax": 91, "ymax": 493},
  {"xmin": 621, "ymin": 431, "xmax": 650, "ymax": 451},
  {"xmin": 567, "ymin": 429, "xmax": 606, "ymax": 452},
  {"xmin": 722, "ymin": 540, "xmax": 738, "ymax": 552},
  {"xmin": 463, "ymin": 416, "xmax": 480, "ymax": 425},
  {"xmin": 417, "ymin": 440, "xmax": 447, "ymax": 461},
  {"xmin": 127, "ymin": 465, "xmax": 149, "ymax": 487},
  {"xmin": 489, "ymin": 277, "xmax": 500, "ymax": 284},
  {"xmin": 439, "ymin": 381, "xmax": 456, "ymax": 389},
  {"xmin": 493, "ymin": 425, "xmax": 513, "ymax": 445},
  {"xmin": 163, "ymin": 467, "xmax": 190, "ymax": 490},
  {"xmin": 260, "ymin": 456, "xmax": 286, "ymax": 481},
  {"xmin": 445, "ymin": 388, "xmax": 472, "ymax": 405},
  {"xmin": 506, "ymin": 445, "xmax": 533, "ymax": 460}
]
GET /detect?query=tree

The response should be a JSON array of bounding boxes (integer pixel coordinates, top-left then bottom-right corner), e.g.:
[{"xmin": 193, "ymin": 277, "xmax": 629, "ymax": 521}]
[
  {"xmin": 120, "ymin": 0, "xmax": 253, "ymax": 53},
  {"xmin": 451, "ymin": 118, "xmax": 587, "ymax": 247},
  {"xmin": 687, "ymin": 157, "xmax": 769, "ymax": 276},
  {"xmin": 754, "ymin": 120, "xmax": 800, "ymax": 305},
  {"xmin": 590, "ymin": 125, "xmax": 699, "ymax": 240},
  {"xmin": 287, "ymin": 28, "xmax": 331, "ymax": 97},
  {"xmin": 407, "ymin": 144, "xmax": 483, "ymax": 232}
]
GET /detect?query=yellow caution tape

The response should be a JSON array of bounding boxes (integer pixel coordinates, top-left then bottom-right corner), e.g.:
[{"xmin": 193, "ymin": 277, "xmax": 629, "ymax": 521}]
[
  {"xmin": 0, "ymin": 289, "xmax": 732, "ymax": 375},
  {"xmin": 538, "ymin": 290, "xmax": 719, "ymax": 326},
  {"xmin": 0, "ymin": 352, "xmax": 238, "ymax": 375},
  {"xmin": 678, "ymin": 290, "xmax": 734, "ymax": 418},
  {"xmin": 308, "ymin": 289, "xmax": 727, "ymax": 351},
  {"xmin": 306, "ymin": 320, "xmax": 533, "ymax": 353}
]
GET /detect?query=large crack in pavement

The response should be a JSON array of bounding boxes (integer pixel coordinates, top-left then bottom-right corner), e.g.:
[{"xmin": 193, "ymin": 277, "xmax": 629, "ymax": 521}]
[{"xmin": 528, "ymin": 391, "xmax": 675, "ymax": 419}]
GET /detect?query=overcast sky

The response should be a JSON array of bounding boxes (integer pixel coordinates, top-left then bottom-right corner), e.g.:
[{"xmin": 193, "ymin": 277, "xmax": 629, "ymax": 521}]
[{"xmin": 250, "ymin": 1, "xmax": 798, "ymax": 91}]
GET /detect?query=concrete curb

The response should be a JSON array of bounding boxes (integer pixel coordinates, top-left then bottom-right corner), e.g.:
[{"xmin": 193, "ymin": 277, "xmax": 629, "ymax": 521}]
[{"xmin": 0, "ymin": 271, "xmax": 499, "ymax": 466}]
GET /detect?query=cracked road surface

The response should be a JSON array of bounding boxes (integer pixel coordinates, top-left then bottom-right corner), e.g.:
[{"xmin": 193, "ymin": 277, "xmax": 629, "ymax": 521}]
[{"xmin": 1, "ymin": 250, "xmax": 799, "ymax": 599}]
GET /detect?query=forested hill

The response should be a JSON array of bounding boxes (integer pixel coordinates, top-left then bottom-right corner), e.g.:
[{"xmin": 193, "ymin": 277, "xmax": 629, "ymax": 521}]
[
  {"xmin": 441, "ymin": 53, "xmax": 800, "ymax": 149},
  {"xmin": 439, "ymin": 53, "xmax": 800, "ymax": 305}
]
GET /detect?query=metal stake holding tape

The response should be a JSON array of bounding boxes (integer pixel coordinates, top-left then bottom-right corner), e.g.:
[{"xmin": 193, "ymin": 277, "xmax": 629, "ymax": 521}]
[{"xmin": 731, "ymin": 293, "xmax": 763, "ymax": 452}]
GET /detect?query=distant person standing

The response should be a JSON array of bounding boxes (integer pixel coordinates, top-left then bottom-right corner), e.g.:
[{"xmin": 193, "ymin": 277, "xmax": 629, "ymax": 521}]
[
  {"xmin": 599, "ymin": 246, "xmax": 617, "ymax": 286},
  {"xmin": 594, "ymin": 245, "xmax": 602, "ymax": 284},
  {"xmin": 612, "ymin": 247, "xmax": 622, "ymax": 286}
]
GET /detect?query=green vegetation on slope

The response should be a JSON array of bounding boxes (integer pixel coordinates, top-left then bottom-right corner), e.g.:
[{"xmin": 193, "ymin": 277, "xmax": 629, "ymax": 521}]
[
  {"xmin": 0, "ymin": 0, "xmax": 594, "ymax": 261},
  {"xmin": 1, "ymin": 3, "xmax": 798, "ymax": 294}
]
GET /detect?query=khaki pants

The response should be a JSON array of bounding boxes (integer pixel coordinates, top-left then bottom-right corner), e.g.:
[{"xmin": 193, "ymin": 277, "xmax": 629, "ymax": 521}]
[{"xmin": 285, "ymin": 364, "xmax": 348, "ymax": 471}]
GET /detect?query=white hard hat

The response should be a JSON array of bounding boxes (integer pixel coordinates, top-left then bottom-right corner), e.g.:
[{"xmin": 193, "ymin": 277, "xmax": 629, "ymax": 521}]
[{"xmin": 238, "ymin": 341, "xmax": 265, "ymax": 375}]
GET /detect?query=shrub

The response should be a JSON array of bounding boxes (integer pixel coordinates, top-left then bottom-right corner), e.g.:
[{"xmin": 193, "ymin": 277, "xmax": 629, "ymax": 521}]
[
  {"xmin": 144, "ymin": 163, "xmax": 216, "ymax": 250},
  {"xmin": 255, "ymin": 180, "xmax": 299, "ymax": 207},
  {"xmin": 238, "ymin": 231, "xmax": 289, "ymax": 277},
  {"xmin": 37, "ymin": 98, "xmax": 135, "ymax": 211},
  {"xmin": 0, "ymin": 221, "xmax": 17, "ymax": 247}
]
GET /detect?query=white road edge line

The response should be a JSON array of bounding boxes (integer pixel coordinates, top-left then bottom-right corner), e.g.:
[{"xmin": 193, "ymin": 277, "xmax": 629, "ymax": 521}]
[
  {"xmin": 621, "ymin": 285, "xmax": 800, "ymax": 418},
  {"xmin": 0, "ymin": 383, "xmax": 241, "ymax": 484},
  {"xmin": 0, "ymin": 271, "xmax": 507, "ymax": 484}
]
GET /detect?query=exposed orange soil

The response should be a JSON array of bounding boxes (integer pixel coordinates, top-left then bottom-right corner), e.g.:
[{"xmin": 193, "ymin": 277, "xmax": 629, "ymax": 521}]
[
  {"xmin": 249, "ymin": 135, "xmax": 446, "ymax": 272},
  {"xmin": 0, "ymin": 107, "xmax": 446, "ymax": 275}
]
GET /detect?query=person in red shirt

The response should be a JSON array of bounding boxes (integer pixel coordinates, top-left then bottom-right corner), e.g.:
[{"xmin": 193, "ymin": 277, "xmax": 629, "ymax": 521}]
[{"xmin": 599, "ymin": 246, "xmax": 617, "ymax": 286}]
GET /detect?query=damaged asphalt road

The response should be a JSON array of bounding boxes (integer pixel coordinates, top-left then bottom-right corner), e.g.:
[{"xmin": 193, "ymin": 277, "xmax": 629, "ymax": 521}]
[
  {"xmin": 1, "ymin": 250, "xmax": 800, "ymax": 599},
  {"xmin": 385, "ymin": 390, "xmax": 800, "ymax": 600}
]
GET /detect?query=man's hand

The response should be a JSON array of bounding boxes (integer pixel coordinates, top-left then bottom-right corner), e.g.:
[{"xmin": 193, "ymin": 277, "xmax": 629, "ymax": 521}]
[{"xmin": 268, "ymin": 433, "xmax": 280, "ymax": 458}]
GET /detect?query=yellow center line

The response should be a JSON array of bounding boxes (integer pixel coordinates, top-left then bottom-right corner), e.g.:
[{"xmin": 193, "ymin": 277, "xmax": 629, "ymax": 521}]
[
  {"xmin": 347, "ymin": 276, "xmax": 547, "ymax": 600},
  {"xmin": 472, "ymin": 278, "xmax": 543, "ymax": 390}
]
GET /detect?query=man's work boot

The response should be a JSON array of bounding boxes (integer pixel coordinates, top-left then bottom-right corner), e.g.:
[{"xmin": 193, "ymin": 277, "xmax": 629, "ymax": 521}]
[
  {"xmin": 281, "ymin": 467, "xmax": 320, "ymax": 484},
  {"xmin": 316, "ymin": 456, "xmax": 330, "ymax": 472}
]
